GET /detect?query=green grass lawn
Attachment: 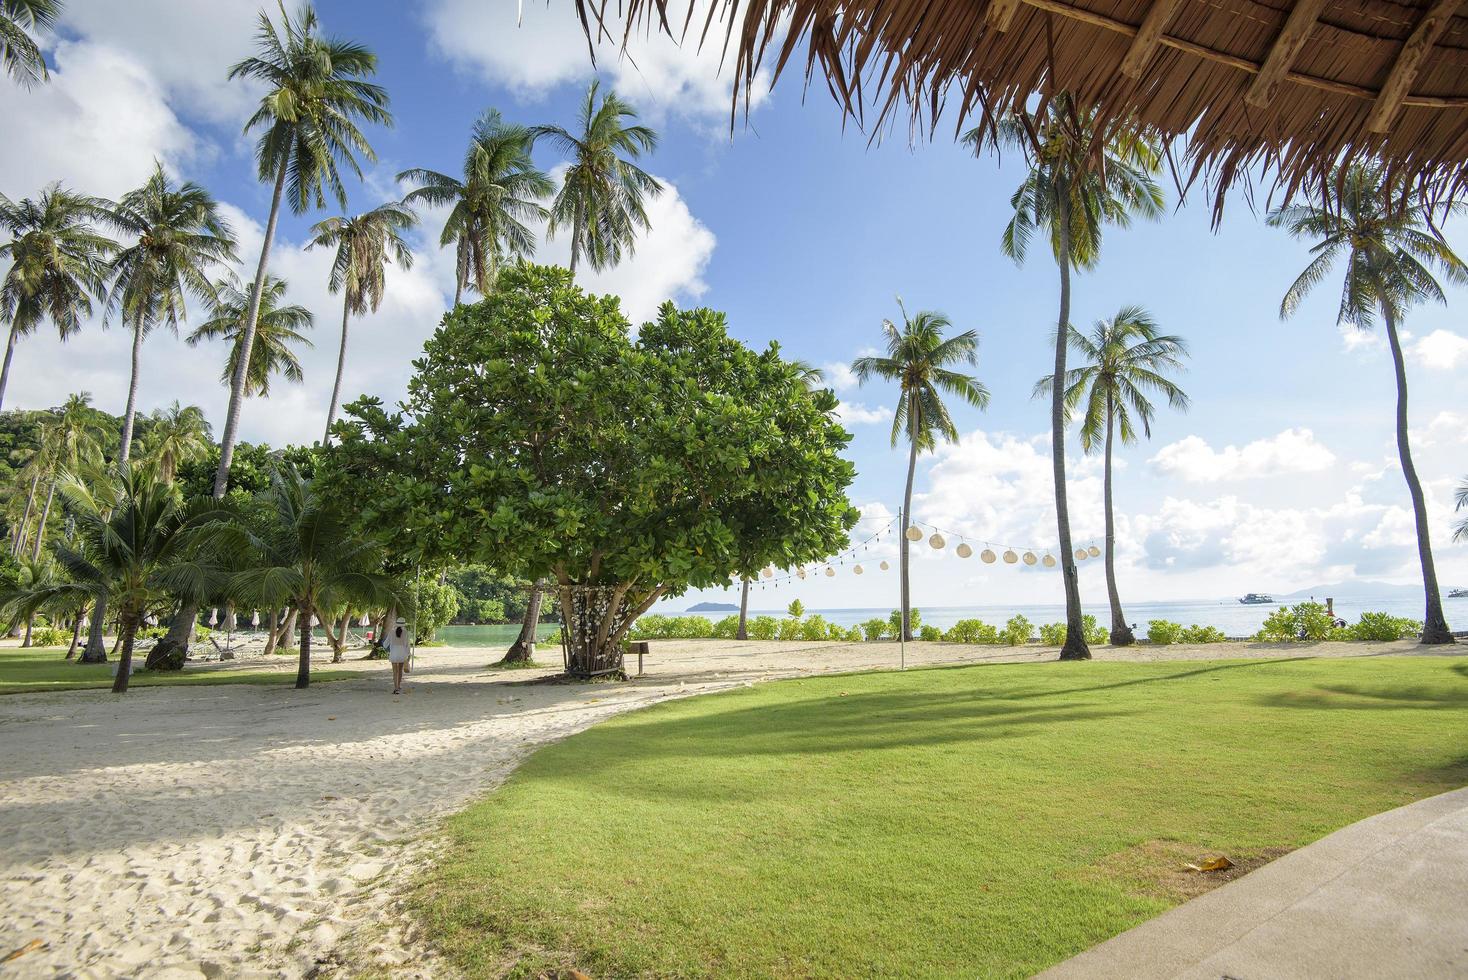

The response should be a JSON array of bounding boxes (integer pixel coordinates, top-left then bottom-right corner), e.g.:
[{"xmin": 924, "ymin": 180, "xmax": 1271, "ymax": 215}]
[
  {"xmin": 416, "ymin": 656, "xmax": 1468, "ymax": 978},
  {"xmin": 0, "ymin": 647, "xmax": 355, "ymax": 694}
]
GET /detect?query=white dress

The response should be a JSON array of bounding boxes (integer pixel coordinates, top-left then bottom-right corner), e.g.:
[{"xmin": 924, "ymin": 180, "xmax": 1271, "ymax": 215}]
[{"xmin": 385, "ymin": 627, "xmax": 414, "ymax": 664}]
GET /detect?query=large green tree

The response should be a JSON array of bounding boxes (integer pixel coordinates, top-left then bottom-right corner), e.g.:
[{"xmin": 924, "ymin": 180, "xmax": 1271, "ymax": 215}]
[
  {"xmin": 968, "ymin": 94, "xmax": 1163, "ymax": 660},
  {"xmin": 107, "ymin": 163, "xmax": 236, "ymax": 464},
  {"xmin": 142, "ymin": 402, "xmax": 211, "ymax": 485},
  {"xmin": 853, "ymin": 303, "xmax": 988, "ymax": 641},
  {"xmin": 307, "ymin": 201, "xmax": 415, "ymax": 443},
  {"xmin": 326, "ymin": 265, "xmax": 858, "ymax": 676},
  {"xmin": 0, "ymin": 184, "xmax": 116, "ymax": 412},
  {"xmin": 532, "ymin": 80, "xmax": 661, "ymax": 276},
  {"xmin": 1268, "ymin": 163, "xmax": 1465, "ymax": 645},
  {"xmin": 1036, "ymin": 306, "xmax": 1188, "ymax": 646},
  {"xmin": 187, "ymin": 275, "xmax": 314, "ymax": 397},
  {"xmin": 217, "ymin": 0, "xmax": 390, "ymax": 497},
  {"xmin": 398, "ymin": 109, "xmax": 552, "ymax": 306},
  {"xmin": 0, "ymin": 0, "xmax": 59, "ymax": 87}
]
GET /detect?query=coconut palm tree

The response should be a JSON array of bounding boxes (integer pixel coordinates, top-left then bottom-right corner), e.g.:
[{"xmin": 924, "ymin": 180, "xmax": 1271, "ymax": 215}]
[
  {"xmin": 0, "ymin": 184, "xmax": 116, "ymax": 412},
  {"xmin": 107, "ymin": 163, "xmax": 236, "ymax": 464},
  {"xmin": 187, "ymin": 275, "xmax": 314, "ymax": 398},
  {"xmin": 1268, "ymin": 163, "xmax": 1466, "ymax": 645},
  {"xmin": 967, "ymin": 94, "xmax": 1163, "ymax": 660},
  {"xmin": 143, "ymin": 402, "xmax": 211, "ymax": 484},
  {"xmin": 0, "ymin": 0, "xmax": 59, "ymax": 87},
  {"xmin": 218, "ymin": 465, "xmax": 402, "ymax": 688},
  {"xmin": 1454, "ymin": 478, "xmax": 1467, "ymax": 544},
  {"xmin": 217, "ymin": 1, "xmax": 390, "ymax": 498},
  {"xmin": 398, "ymin": 109, "xmax": 552, "ymax": 306},
  {"xmin": 306, "ymin": 202, "xmax": 416, "ymax": 443},
  {"xmin": 1036, "ymin": 306, "xmax": 1188, "ymax": 646},
  {"xmin": 853, "ymin": 302, "xmax": 989, "ymax": 641},
  {"xmin": 532, "ymin": 80, "xmax": 662, "ymax": 276}
]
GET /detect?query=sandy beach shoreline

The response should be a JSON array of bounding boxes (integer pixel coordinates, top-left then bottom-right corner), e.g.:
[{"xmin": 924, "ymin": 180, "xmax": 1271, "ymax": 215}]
[{"xmin": 0, "ymin": 636, "xmax": 1448, "ymax": 977}]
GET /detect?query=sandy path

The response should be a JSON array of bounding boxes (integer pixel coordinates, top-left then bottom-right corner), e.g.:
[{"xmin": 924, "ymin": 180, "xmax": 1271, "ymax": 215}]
[{"xmin": 0, "ymin": 636, "xmax": 1437, "ymax": 977}]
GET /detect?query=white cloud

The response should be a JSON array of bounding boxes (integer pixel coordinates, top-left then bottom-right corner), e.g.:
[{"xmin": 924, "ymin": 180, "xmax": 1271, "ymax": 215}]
[
  {"xmin": 822, "ymin": 361, "xmax": 860, "ymax": 391},
  {"xmin": 1410, "ymin": 410, "xmax": 1468, "ymax": 448},
  {"xmin": 833, "ymin": 401, "xmax": 892, "ymax": 426},
  {"xmin": 1409, "ymin": 329, "xmax": 1468, "ymax": 371},
  {"xmin": 1149, "ymin": 428, "xmax": 1336, "ymax": 482},
  {"xmin": 1338, "ymin": 323, "xmax": 1383, "ymax": 354},
  {"xmin": 423, "ymin": 0, "xmax": 772, "ymax": 122}
]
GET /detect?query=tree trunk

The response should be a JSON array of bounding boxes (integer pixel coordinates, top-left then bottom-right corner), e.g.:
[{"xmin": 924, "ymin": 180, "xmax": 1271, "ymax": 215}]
[
  {"xmin": 736, "ymin": 578, "xmax": 750, "ymax": 640},
  {"xmin": 335, "ymin": 611, "xmax": 351, "ymax": 662},
  {"xmin": 261, "ymin": 607, "xmax": 282, "ymax": 657},
  {"xmin": 13, "ymin": 469, "xmax": 39, "ymax": 555},
  {"xmin": 501, "ymin": 580, "xmax": 542, "ymax": 664},
  {"xmin": 111, "ymin": 609, "xmax": 139, "ymax": 694},
  {"xmin": 0, "ymin": 317, "xmax": 20, "ymax": 413},
  {"xmin": 66, "ymin": 604, "xmax": 84, "ymax": 660},
  {"xmin": 453, "ymin": 238, "xmax": 466, "ymax": 307},
  {"xmin": 29, "ymin": 478, "xmax": 55, "ymax": 561},
  {"xmin": 1102, "ymin": 394, "xmax": 1132, "ymax": 646},
  {"xmin": 150, "ymin": 599, "xmax": 198, "ymax": 668},
  {"xmin": 900, "ymin": 405, "xmax": 919, "ymax": 642},
  {"xmin": 81, "ymin": 591, "xmax": 107, "ymax": 662},
  {"xmin": 118, "ymin": 318, "xmax": 145, "ymax": 465},
  {"xmin": 22, "ymin": 614, "xmax": 33, "ymax": 647},
  {"xmin": 560, "ymin": 583, "xmax": 663, "ymax": 677},
  {"xmin": 322, "ymin": 296, "xmax": 351, "ymax": 445},
  {"xmin": 214, "ymin": 158, "xmax": 288, "ymax": 498},
  {"xmin": 296, "ymin": 601, "xmax": 312, "ymax": 689},
  {"xmin": 1052, "ymin": 193, "xmax": 1090, "ymax": 660},
  {"xmin": 569, "ymin": 203, "xmax": 584, "ymax": 277},
  {"xmin": 1383, "ymin": 309, "xmax": 1454, "ymax": 644}
]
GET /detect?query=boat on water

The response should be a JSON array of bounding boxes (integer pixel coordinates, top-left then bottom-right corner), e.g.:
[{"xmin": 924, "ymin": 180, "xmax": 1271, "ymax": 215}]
[
  {"xmin": 1238, "ymin": 593, "xmax": 1276, "ymax": 605},
  {"xmin": 1450, "ymin": 588, "xmax": 1468, "ymax": 598}
]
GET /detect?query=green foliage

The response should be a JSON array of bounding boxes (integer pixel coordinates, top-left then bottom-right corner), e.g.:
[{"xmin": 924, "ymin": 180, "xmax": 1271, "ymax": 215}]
[
  {"xmin": 28, "ymin": 625, "xmax": 69, "ymax": 647},
  {"xmin": 918, "ymin": 625, "xmax": 942, "ymax": 642},
  {"xmin": 629, "ymin": 615, "xmax": 716, "ymax": 640},
  {"xmin": 413, "ymin": 578, "xmax": 461, "ymax": 643},
  {"xmin": 860, "ymin": 618, "xmax": 889, "ymax": 641},
  {"xmin": 777, "ymin": 617, "xmax": 802, "ymax": 641},
  {"xmin": 747, "ymin": 616, "xmax": 779, "ymax": 641},
  {"xmin": 1000, "ymin": 615, "xmax": 1033, "ymax": 646},
  {"xmin": 944, "ymin": 619, "xmax": 999, "ymax": 644},
  {"xmin": 1347, "ymin": 612, "xmax": 1422, "ymax": 641},
  {"xmin": 1146, "ymin": 620, "xmax": 1184, "ymax": 645},
  {"xmin": 842, "ymin": 626, "xmax": 865, "ymax": 642},
  {"xmin": 1256, "ymin": 602, "xmax": 1334, "ymax": 642},
  {"xmin": 799, "ymin": 614, "xmax": 833, "ymax": 642},
  {"xmin": 888, "ymin": 608, "xmax": 922, "ymax": 636},
  {"xmin": 786, "ymin": 599, "xmax": 804, "ymax": 619},
  {"xmin": 1180, "ymin": 624, "xmax": 1227, "ymax": 644},
  {"xmin": 1038, "ymin": 622, "xmax": 1066, "ymax": 646},
  {"xmin": 1083, "ymin": 615, "xmax": 1110, "ymax": 645},
  {"xmin": 443, "ymin": 566, "xmax": 556, "ymax": 624},
  {"xmin": 710, "ymin": 615, "xmax": 739, "ymax": 639}
]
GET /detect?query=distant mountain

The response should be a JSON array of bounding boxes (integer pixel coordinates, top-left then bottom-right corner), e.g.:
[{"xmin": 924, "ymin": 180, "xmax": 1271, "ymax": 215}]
[
  {"xmin": 686, "ymin": 601, "xmax": 740, "ymax": 612},
  {"xmin": 1278, "ymin": 580, "xmax": 1423, "ymax": 600}
]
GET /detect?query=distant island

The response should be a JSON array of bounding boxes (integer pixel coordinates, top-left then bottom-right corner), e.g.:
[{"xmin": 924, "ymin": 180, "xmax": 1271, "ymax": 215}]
[{"xmin": 686, "ymin": 602, "xmax": 740, "ymax": 612}]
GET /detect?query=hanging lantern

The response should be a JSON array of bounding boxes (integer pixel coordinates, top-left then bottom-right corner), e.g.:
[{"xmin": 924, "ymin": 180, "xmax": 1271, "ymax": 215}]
[
  {"xmin": 980, "ymin": 549, "xmax": 997, "ymax": 564},
  {"xmin": 797, "ymin": 567, "xmax": 807, "ymax": 580},
  {"xmin": 879, "ymin": 560, "xmax": 890, "ymax": 571},
  {"xmin": 956, "ymin": 542, "xmax": 973, "ymax": 559},
  {"xmin": 825, "ymin": 567, "xmax": 835, "ymax": 577},
  {"xmin": 905, "ymin": 526, "xmax": 923, "ymax": 542},
  {"xmin": 1075, "ymin": 548, "xmax": 1088, "ymax": 561},
  {"xmin": 1043, "ymin": 554, "xmax": 1057, "ymax": 568},
  {"xmin": 853, "ymin": 564, "xmax": 864, "ymax": 575},
  {"xmin": 1003, "ymin": 549, "xmax": 1019, "ymax": 564},
  {"xmin": 1088, "ymin": 545, "xmax": 1102, "ymax": 558},
  {"xmin": 928, "ymin": 533, "xmax": 945, "ymax": 550},
  {"xmin": 1022, "ymin": 551, "xmax": 1038, "ymax": 566},
  {"xmin": 762, "ymin": 567, "xmax": 774, "ymax": 579}
]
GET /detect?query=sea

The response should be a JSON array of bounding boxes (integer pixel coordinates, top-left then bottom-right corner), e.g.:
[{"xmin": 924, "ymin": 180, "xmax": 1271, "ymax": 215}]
[{"xmin": 438, "ymin": 594, "xmax": 1467, "ymax": 646}]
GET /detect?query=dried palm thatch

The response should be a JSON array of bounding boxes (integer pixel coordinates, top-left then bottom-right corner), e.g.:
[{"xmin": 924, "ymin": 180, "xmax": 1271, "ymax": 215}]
[{"xmin": 573, "ymin": 0, "xmax": 1468, "ymax": 211}]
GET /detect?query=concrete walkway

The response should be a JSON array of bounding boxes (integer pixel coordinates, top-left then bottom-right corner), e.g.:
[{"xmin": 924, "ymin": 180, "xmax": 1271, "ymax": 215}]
[{"xmin": 1041, "ymin": 786, "xmax": 1468, "ymax": 979}]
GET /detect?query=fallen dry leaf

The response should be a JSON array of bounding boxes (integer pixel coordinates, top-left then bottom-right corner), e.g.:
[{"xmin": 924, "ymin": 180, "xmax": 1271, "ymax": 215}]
[
  {"xmin": 1183, "ymin": 856, "xmax": 1234, "ymax": 873},
  {"xmin": 3, "ymin": 940, "xmax": 45, "ymax": 963},
  {"xmin": 327, "ymin": 716, "xmax": 336, "ymax": 721}
]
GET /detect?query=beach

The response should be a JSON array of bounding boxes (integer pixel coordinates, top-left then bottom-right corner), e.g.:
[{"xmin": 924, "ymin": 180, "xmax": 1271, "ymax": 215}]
[{"xmin": 0, "ymin": 637, "xmax": 1449, "ymax": 977}]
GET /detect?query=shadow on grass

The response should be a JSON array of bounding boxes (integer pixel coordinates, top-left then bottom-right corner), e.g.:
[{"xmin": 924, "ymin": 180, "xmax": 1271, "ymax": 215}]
[{"xmin": 1259, "ymin": 683, "xmax": 1468, "ymax": 711}]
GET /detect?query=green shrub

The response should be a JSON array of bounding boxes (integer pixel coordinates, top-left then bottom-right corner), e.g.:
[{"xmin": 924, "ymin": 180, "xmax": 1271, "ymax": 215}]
[
  {"xmin": 1000, "ymin": 615, "xmax": 1033, "ymax": 646},
  {"xmin": 943, "ymin": 619, "xmax": 999, "ymax": 644},
  {"xmin": 747, "ymin": 616, "xmax": 779, "ymax": 641},
  {"xmin": 888, "ymin": 608, "xmax": 922, "ymax": 636},
  {"xmin": 1037, "ymin": 622, "xmax": 1067, "ymax": 646},
  {"xmin": 799, "ymin": 615, "xmax": 833, "ymax": 642},
  {"xmin": 1082, "ymin": 615, "xmax": 1109, "ymax": 646},
  {"xmin": 710, "ymin": 615, "xmax": 739, "ymax": 639},
  {"xmin": 1179, "ymin": 624, "xmax": 1227, "ymax": 644},
  {"xmin": 1147, "ymin": 620, "xmax": 1184, "ymax": 645},
  {"xmin": 137, "ymin": 626, "xmax": 167, "ymax": 641},
  {"xmin": 1256, "ymin": 602, "xmax": 1333, "ymax": 642},
  {"xmin": 777, "ymin": 617, "xmax": 801, "ymax": 641},
  {"xmin": 787, "ymin": 599, "xmax": 804, "ymax": 619},
  {"xmin": 919, "ymin": 625, "xmax": 942, "ymax": 642},
  {"xmin": 29, "ymin": 625, "xmax": 70, "ymax": 646},
  {"xmin": 413, "ymin": 578, "xmax": 462, "ymax": 642},
  {"xmin": 629, "ymin": 615, "xmax": 717, "ymax": 640},
  {"xmin": 861, "ymin": 618, "xmax": 889, "ymax": 641},
  {"xmin": 544, "ymin": 627, "xmax": 563, "ymax": 644},
  {"xmin": 1350, "ymin": 611, "xmax": 1422, "ymax": 641}
]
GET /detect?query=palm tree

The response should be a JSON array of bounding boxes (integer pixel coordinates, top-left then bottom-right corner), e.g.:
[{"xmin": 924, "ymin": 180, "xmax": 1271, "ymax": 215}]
[
  {"xmin": 853, "ymin": 302, "xmax": 989, "ymax": 641},
  {"xmin": 968, "ymin": 94, "xmax": 1163, "ymax": 660},
  {"xmin": 398, "ymin": 109, "xmax": 552, "ymax": 305},
  {"xmin": 220, "ymin": 465, "xmax": 401, "ymax": 688},
  {"xmin": 532, "ymin": 80, "xmax": 662, "ymax": 276},
  {"xmin": 107, "ymin": 163, "xmax": 236, "ymax": 464},
  {"xmin": 143, "ymin": 402, "xmax": 211, "ymax": 484},
  {"xmin": 0, "ymin": 0, "xmax": 59, "ymax": 87},
  {"xmin": 218, "ymin": 1, "xmax": 390, "ymax": 498},
  {"xmin": 1454, "ymin": 478, "xmax": 1467, "ymax": 544},
  {"xmin": 307, "ymin": 202, "xmax": 416, "ymax": 443},
  {"xmin": 0, "ymin": 184, "xmax": 116, "ymax": 412},
  {"xmin": 1036, "ymin": 306, "xmax": 1187, "ymax": 646},
  {"xmin": 187, "ymin": 275, "xmax": 314, "ymax": 398},
  {"xmin": 1268, "ymin": 163, "xmax": 1466, "ymax": 645}
]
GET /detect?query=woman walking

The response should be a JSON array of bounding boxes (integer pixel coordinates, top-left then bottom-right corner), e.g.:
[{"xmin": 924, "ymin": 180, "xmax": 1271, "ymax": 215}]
[{"xmin": 386, "ymin": 616, "xmax": 413, "ymax": 695}]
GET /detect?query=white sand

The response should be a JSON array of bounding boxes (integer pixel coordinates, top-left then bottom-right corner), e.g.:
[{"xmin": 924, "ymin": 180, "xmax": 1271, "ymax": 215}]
[{"xmin": 0, "ymin": 636, "xmax": 1442, "ymax": 977}]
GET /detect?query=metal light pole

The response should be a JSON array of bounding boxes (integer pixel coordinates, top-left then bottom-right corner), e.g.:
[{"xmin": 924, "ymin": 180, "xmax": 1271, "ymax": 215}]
[{"xmin": 898, "ymin": 504, "xmax": 906, "ymax": 671}]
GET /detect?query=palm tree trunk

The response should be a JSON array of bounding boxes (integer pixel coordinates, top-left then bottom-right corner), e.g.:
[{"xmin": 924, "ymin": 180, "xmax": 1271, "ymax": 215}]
[
  {"xmin": 12, "ymin": 469, "xmax": 39, "ymax": 555},
  {"xmin": 322, "ymin": 296, "xmax": 351, "ymax": 445},
  {"xmin": 214, "ymin": 158, "xmax": 288, "ymax": 499},
  {"xmin": 736, "ymin": 577, "xmax": 750, "ymax": 640},
  {"xmin": 296, "ymin": 601, "xmax": 313, "ymax": 689},
  {"xmin": 30, "ymin": 478, "xmax": 55, "ymax": 561},
  {"xmin": 569, "ymin": 204, "xmax": 584, "ymax": 277},
  {"xmin": 66, "ymin": 603, "xmax": 84, "ymax": 659},
  {"xmin": 1103, "ymin": 393, "xmax": 1132, "ymax": 646},
  {"xmin": 502, "ymin": 580, "xmax": 543, "ymax": 664},
  {"xmin": 22, "ymin": 614, "xmax": 33, "ymax": 647},
  {"xmin": 118, "ymin": 318, "xmax": 144, "ymax": 465},
  {"xmin": 0, "ymin": 318, "xmax": 21, "ymax": 413},
  {"xmin": 111, "ymin": 610, "xmax": 140, "ymax": 694},
  {"xmin": 1052, "ymin": 193, "xmax": 1090, "ymax": 660},
  {"xmin": 1383, "ymin": 308, "xmax": 1454, "ymax": 644},
  {"xmin": 81, "ymin": 590, "xmax": 107, "ymax": 662},
  {"xmin": 900, "ymin": 410, "xmax": 918, "ymax": 643}
]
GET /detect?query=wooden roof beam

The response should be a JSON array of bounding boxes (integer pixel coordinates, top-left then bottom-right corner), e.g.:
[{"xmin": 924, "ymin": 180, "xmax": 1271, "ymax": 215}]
[
  {"xmin": 1244, "ymin": 0, "xmax": 1329, "ymax": 108},
  {"xmin": 1120, "ymin": 0, "xmax": 1184, "ymax": 77},
  {"xmin": 987, "ymin": 0, "xmax": 1023, "ymax": 32},
  {"xmin": 1366, "ymin": 0, "xmax": 1466, "ymax": 133}
]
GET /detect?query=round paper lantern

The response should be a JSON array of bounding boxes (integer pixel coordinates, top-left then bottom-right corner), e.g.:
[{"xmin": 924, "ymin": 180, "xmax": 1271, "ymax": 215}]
[
  {"xmin": 796, "ymin": 567, "xmax": 807, "ymax": 579},
  {"xmin": 1022, "ymin": 551, "xmax": 1038, "ymax": 566},
  {"xmin": 853, "ymin": 564, "xmax": 864, "ymax": 575},
  {"xmin": 825, "ymin": 567, "xmax": 836, "ymax": 577},
  {"xmin": 905, "ymin": 525, "xmax": 923, "ymax": 542},
  {"xmin": 1088, "ymin": 545, "xmax": 1102, "ymax": 558},
  {"xmin": 928, "ymin": 533, "xmax": 945, "ymax": 550},
  {"xmin": 980, "ymin": 549, "xmax": 997, "ymax": 564},
  {"xmin": 879, "ymin": 560, "xmax": 890, "ymax": 571},
  {"xmin": 762, "ymin": 567, "xmax": 774, "ymax": 578},
  {"xmin": 1075, "ymin": 548, "xmax": 1088, "ymax": 561},
  {"xmin": 956, "ymin": 542, "xmax": 973, "ymax": 558},
  {"xmin": 1042, "ymin": 553, "xmax": 1057, "ymax": 568},
  {"xmin": 1003, "ymin": 549, "xmax": 1019, "ymax": 564}
]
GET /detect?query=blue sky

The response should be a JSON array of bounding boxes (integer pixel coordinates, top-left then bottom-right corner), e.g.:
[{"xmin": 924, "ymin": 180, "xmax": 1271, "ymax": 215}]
[{"xmin": 2, "ymin": 0, "xmax": 1466, "ymax": 608}]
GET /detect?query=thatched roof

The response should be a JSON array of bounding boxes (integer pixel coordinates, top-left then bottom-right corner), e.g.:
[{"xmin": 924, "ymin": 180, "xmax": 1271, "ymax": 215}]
[{"xmin": 576, "ymin": 0, "xmax": 1468, "ymax": 206}]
